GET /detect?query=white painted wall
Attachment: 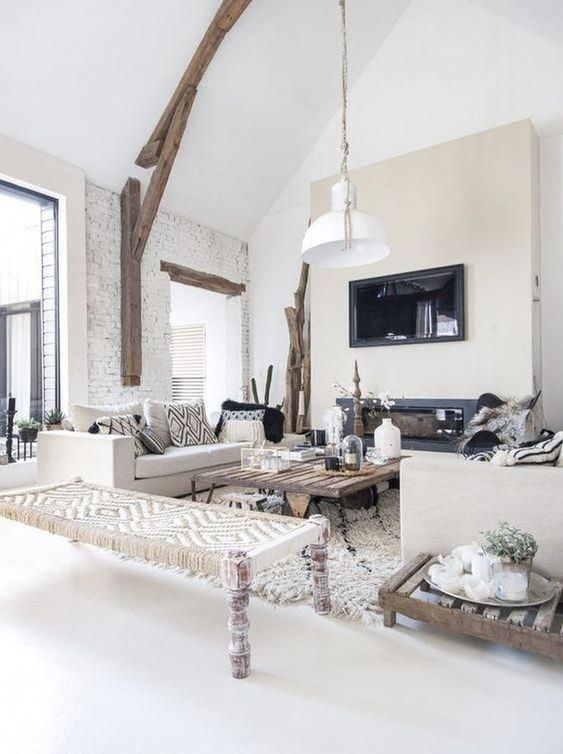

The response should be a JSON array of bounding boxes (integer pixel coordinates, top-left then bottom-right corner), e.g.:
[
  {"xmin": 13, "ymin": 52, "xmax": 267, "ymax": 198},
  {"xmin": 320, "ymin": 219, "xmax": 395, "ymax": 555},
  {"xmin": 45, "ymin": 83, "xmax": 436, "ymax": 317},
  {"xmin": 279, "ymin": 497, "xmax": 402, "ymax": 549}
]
[
  {"xmin": 0, "ymin": 133, "xmax": 87, "ymax": 411},
  {"xmin": 249, "ymin": 0, "xmax": 563, "ymax": 427},
  {"xmin": 169, "ymin": 282, "xmax": 228, "ymax": 415},
  {"xmin": 310, "ymin": 121, "xmax": 538, "ymax": 424},
  {"xmin": 540, "ymin": 135, "xmax": 563, "ymax": 430}
]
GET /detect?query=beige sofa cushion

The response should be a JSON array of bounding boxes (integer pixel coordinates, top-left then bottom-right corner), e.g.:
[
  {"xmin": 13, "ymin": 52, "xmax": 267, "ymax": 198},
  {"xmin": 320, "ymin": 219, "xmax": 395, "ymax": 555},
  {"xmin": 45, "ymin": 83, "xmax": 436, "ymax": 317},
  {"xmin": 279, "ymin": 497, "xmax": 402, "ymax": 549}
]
[
  {"xmin": 135, "ymin": 442, "xmax": 244, "ymax": 479},
  {"xmin": 144, "ymin": 399, "xmax": 173, "ymax": 446},
  {"xmin": 70, "ymin": 402, "xmax": 143, "ymax": 433}
]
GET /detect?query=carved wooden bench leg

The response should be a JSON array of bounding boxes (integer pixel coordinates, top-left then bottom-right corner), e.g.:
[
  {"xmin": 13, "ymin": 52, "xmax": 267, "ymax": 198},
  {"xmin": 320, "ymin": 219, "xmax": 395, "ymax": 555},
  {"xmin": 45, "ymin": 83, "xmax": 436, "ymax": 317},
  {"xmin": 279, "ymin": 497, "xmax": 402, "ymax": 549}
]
[
  {"xmin": 383, "ymin": 609, "xmax": 396, "ymax": 627},
  {"xmin": 222, "ymin": 549, "xmax": 252, "ymax": 679},
  {"xmin": 308, "ymin": 515, "xmax": 331, "ymax": 615}
]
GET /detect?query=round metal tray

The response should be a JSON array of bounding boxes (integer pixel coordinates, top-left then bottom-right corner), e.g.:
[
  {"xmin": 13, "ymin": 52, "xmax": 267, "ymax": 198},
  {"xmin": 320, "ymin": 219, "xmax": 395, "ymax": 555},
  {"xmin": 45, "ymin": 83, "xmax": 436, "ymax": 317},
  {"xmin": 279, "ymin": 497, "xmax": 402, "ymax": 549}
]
[{"xmin": 422, "ymin": 564, "xmax": 557, "ymax": 608}]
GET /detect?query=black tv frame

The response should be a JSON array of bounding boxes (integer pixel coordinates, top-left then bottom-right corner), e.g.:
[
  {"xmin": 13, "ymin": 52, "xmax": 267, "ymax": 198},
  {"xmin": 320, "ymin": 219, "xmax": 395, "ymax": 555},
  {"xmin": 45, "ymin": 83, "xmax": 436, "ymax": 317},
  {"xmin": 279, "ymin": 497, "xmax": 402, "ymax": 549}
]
[{"xmin": 349, "ymin": 263, "xmax": 465, "ymax": 348}]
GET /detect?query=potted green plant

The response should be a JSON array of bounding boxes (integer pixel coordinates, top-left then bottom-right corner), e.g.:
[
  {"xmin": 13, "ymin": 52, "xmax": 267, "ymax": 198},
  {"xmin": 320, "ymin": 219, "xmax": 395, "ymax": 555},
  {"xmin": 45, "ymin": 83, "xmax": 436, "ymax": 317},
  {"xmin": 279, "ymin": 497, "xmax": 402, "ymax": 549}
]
[
  {"xmin": 482, "ymin": 522, "xmax": 538, "ymax": 602},
  {"xmin": 44, "ymin": 408, "xmax": 65, "ymax": 431},
  {"xmin": 15, "ymin": 418, "xmax": 42, "ymax": 443}
]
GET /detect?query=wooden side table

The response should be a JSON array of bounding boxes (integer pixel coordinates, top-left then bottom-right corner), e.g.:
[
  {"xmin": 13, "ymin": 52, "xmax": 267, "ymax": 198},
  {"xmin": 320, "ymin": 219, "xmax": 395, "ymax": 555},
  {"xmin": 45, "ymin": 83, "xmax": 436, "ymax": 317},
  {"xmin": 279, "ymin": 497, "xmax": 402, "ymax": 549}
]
[{"xmin": 379, "ymin": 554, "xmax": 563, "ymax": 661}]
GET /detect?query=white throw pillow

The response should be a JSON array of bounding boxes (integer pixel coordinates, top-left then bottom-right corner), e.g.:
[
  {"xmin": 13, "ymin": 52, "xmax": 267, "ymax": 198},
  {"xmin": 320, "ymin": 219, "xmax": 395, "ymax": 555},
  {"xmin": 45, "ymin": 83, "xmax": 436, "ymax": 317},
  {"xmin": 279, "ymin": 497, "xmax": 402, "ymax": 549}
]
[
  {"xmin": 219, "ymin": 419, "xmax": 266, "ymax": 444},
  {"xmin": 70, "ymin": 402, "xmax": 143, "ymax": 433},
  {"xmin": 144, "ymin": 400, "xmax": 173, "ymax": 446}
]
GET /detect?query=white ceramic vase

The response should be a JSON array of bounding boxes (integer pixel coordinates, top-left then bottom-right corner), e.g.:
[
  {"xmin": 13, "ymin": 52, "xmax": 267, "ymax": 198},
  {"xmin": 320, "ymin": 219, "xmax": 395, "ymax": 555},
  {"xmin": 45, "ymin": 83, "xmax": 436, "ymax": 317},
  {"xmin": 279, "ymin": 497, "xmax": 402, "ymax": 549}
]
[{"xmin": 374, "ymin": 417, "xmax": 401, "ymax": 459}]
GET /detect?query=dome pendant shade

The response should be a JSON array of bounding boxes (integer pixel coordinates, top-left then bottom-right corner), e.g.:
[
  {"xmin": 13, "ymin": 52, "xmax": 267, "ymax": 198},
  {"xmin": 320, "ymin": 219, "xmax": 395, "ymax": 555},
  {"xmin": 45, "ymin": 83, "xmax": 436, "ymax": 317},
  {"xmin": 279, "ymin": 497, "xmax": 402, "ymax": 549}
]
[{"xmin": 301, "ymin": 180, "xmax": 390, "ymax": 268}]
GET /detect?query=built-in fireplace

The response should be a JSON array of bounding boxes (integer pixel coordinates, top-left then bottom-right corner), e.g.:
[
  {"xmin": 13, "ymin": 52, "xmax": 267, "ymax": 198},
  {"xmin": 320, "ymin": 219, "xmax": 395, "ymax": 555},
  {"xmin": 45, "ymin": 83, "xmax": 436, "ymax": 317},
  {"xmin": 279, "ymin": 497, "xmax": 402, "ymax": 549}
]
[{"xmin": 337, "ymin": 397, "xmax": 478, "ymax": 453}]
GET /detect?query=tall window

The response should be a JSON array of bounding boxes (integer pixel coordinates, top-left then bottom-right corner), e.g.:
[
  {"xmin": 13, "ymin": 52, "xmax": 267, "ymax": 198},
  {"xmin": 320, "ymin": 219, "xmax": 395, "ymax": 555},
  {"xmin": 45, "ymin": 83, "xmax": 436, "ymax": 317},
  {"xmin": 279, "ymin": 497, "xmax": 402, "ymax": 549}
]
[
  {"xmin": 0, "ymin": 181, "xmax": 59, "ymax": 432},
  {"xmin": 171, "ymin": 323, "xmax": 206, "ymax": 401}
]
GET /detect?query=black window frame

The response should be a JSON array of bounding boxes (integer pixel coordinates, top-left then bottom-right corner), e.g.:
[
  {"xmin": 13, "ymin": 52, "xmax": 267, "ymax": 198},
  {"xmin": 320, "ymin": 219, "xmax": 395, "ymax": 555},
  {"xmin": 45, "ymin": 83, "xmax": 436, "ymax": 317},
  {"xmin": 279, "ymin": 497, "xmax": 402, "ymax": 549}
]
[{"xmin": 0, "ymin": 179, "xmax": 60, "ymax": 426}]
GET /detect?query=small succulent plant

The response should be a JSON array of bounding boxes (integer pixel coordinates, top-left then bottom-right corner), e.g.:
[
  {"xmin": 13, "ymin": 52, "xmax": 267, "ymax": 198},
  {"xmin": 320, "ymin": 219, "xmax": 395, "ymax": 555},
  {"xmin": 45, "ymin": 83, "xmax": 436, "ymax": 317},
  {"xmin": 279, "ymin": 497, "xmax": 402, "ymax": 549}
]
[
  {"xmin": 44, "ymin": 408, "xmax": 65, "ymax": 425},
  {"xmin": 482, "ymin": 522, "xmax": 538, "ymax": 564},
  {"xmin": 15, "ymin": 418, "xmax": 42, "ymax": 431}
]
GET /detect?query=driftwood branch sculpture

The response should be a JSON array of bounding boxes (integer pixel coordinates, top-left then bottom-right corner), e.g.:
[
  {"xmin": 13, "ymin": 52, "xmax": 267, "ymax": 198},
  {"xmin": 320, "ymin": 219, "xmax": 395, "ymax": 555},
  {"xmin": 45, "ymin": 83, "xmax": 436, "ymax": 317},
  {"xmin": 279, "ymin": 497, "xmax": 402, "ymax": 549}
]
[{"xmin": 284, "ymin": 262, "xmax": 310, "ymax": 433}]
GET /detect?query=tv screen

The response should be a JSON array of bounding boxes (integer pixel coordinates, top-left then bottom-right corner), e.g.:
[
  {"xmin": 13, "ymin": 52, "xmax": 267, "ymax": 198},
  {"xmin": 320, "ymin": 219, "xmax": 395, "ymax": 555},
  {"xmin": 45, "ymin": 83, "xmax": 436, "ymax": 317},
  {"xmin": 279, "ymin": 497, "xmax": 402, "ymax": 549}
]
[{"xmin": 349, "ymin": 264, "xmax": 465, "ymax": 347}]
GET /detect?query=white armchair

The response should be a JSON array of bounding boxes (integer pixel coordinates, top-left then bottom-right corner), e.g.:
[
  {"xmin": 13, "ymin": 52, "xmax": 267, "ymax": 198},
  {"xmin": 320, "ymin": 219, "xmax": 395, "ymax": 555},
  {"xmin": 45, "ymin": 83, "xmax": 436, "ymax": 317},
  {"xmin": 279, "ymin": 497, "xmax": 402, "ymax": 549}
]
[{"xmin": 400, "ymin": 453, "xmax": 563, "ymax": 579}]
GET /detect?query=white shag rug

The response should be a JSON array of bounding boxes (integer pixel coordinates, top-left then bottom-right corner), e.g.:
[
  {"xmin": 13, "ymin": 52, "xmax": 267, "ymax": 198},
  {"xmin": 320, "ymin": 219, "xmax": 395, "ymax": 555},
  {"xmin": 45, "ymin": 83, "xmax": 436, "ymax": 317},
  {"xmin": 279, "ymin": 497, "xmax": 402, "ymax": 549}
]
[
  {"xmin": 250, "ymin": 489, "xmax": 401, "ymax": 628},
  {"xmin": 186, "ymin": 487, "xmax": 401, "ymax": 629}
]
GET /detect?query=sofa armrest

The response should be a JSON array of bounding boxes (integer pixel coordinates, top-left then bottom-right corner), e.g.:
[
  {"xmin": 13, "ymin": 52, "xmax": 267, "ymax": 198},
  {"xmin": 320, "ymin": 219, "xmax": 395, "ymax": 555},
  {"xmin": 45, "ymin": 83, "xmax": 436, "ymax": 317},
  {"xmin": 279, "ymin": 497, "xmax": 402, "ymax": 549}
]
[
  {"xmin": 400, "ymin": 455, "xmax": 563, "ymax": 578},
  {"xmin": 37, "ymin": 431, "xmax": 136, "ymax": 489}
]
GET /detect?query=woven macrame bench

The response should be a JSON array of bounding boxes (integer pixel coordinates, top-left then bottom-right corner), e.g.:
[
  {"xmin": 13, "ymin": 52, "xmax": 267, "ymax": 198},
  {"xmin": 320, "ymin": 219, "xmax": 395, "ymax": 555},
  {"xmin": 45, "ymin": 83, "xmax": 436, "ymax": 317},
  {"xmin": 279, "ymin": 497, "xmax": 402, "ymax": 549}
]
[{"xmin": 0, "ymin": 480, "xmax": 331, "ymax": 679}]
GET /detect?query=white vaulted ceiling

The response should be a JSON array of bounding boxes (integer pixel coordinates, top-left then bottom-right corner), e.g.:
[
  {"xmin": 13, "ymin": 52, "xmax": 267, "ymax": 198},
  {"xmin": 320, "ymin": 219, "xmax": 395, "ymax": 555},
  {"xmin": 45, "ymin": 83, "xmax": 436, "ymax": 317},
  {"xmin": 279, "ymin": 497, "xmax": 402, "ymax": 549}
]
[
  {"xmin": 0, "ymin": 0, "xmax": 410, "ymax": 239},
  {"xmin": 2, "ymin": 0, "xmax": 563, "ymax": 240}
]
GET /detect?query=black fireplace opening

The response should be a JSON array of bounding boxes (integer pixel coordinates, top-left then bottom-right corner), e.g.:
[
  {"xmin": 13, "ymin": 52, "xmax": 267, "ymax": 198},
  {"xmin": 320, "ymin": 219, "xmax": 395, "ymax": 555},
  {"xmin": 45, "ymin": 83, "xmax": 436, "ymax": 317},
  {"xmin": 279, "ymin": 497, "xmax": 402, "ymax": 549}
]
[{"xmin": 338, "ymin": 397, "xmax": 477, "ymax": 452}]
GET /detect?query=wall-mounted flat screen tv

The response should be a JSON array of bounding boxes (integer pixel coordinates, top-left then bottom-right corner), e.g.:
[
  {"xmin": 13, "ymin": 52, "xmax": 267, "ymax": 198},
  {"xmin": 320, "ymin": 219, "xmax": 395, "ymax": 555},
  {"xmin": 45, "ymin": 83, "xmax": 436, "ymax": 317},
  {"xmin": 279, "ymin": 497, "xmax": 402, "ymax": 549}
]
[{"xmin": 349, "ymin": 264, "xmax": 465, "ymax": 347}]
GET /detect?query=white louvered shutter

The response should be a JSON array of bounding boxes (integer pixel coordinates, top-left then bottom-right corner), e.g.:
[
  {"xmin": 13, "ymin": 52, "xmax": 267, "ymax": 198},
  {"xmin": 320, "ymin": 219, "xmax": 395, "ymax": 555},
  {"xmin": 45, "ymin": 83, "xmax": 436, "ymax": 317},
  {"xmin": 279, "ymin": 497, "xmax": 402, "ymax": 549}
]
[{"xmin": 170, "ymin": 324, "xmax": 206, "ymax": 401}]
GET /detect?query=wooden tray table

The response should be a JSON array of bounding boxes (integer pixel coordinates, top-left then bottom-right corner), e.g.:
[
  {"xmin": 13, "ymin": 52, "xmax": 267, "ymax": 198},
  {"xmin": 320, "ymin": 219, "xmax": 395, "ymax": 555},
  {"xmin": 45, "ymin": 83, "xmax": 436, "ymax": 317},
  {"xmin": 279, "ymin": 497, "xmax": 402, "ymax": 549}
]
[{"xmin": 379, "ymin": 554, "xmax": 563, "ymax": 661}]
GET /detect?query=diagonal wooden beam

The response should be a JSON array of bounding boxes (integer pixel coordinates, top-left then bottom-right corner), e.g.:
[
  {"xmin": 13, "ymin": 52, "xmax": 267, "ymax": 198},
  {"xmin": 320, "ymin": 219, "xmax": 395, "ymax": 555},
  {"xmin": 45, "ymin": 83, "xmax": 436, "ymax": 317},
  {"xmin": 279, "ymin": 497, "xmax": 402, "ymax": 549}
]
[
  {"xmin": 135, "ymin": 0, "xmax": 253, "ymax": 169},
  {"xmin": 131, "ymin": 87, "xmax": 196, "ymax": 261}
]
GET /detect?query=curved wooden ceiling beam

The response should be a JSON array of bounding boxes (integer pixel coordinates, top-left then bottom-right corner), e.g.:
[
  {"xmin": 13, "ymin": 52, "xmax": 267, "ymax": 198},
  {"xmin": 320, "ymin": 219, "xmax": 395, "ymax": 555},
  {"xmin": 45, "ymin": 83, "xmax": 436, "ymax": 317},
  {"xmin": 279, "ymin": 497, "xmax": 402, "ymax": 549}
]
[
  {"xmin": 121, "ymin": 0, "xmax": 252, "ymax": 386},
  {"xmin": 136, "ymin": 0, "xmax": 252, "ymax": 169}
]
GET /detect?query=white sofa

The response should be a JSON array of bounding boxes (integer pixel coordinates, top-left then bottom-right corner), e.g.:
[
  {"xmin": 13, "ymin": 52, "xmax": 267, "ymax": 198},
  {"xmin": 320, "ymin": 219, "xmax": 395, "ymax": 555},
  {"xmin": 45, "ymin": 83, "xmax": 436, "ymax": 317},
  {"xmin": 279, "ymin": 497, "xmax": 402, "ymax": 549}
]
[
  {"xmin": 401, "ymin": 452, "xmax": 563, "ymax": 579},
  {"xmin": 37, "ymin": 431, "xmax": 250, "ymax": 497},
  {"xmin": 37, "ymin": 399, "xmax": 302, "ymax": 497}
]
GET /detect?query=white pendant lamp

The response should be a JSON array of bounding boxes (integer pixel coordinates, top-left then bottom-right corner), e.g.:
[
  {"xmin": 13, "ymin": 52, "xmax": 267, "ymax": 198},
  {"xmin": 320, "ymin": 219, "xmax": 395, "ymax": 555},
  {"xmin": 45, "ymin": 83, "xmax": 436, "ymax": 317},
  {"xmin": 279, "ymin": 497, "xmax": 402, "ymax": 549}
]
[{"xmin": 302, "ymin": 0, "xmax": 390, "ymax": 268}]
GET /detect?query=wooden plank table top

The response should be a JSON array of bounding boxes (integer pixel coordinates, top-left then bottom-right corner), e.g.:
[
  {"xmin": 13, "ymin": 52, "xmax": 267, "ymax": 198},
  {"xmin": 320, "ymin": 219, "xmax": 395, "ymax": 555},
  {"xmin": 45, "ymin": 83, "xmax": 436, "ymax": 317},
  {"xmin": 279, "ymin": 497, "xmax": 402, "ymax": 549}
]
[{"xmin": 192, "ymin": 457, "xmax": 402, "ymax": 500}]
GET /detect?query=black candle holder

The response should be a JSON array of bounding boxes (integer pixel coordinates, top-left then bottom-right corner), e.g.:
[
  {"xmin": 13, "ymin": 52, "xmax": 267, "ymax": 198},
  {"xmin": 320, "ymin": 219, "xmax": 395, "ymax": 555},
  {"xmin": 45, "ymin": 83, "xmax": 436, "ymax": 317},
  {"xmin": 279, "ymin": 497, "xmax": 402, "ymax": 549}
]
[{"xmin": 5, "ymin": 404, "xmax": 17, "ymax": 464}]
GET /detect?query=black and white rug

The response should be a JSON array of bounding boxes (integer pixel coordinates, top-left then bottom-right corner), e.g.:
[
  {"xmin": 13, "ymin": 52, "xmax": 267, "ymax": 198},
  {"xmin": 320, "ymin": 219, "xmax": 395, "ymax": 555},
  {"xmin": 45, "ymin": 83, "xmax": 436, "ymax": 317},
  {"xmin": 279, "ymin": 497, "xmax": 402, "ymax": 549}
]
[{"xmin": 198, "ymin": 487, "xmax": 402, "ymax": 629}]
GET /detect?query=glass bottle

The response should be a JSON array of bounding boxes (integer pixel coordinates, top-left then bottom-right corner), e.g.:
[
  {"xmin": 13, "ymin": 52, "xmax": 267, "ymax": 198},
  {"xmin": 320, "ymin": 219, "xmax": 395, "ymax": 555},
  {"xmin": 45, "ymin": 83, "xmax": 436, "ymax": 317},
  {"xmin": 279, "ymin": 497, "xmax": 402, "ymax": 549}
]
[{"xmin": 324, "ymin": 443, "xmax": 341, "ymax": 472}]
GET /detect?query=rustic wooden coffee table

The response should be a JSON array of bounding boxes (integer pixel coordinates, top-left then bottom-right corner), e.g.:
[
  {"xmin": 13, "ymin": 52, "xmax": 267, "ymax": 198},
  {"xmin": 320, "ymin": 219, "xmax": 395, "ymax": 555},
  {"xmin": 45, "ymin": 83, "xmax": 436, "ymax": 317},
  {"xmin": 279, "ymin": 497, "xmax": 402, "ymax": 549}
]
[{"xmin": 191, "ymin": 458, "xmax": 402, "ymax": 517}]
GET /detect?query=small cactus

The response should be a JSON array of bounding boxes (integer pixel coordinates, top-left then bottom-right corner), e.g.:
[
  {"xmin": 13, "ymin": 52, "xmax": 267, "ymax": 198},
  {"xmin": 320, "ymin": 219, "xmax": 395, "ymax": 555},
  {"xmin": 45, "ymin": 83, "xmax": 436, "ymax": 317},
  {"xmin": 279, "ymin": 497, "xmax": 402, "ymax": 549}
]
[
  {"xmin": 251, "ymin": 377, "xmax": 260, "ymax": 404},
  {"xmin": 264, "ymin": 365, "xmax": 273, "ymax": 406},
  {"xmin": 250, "ymin": 364, "xmax": 276, "ymax": 406}
]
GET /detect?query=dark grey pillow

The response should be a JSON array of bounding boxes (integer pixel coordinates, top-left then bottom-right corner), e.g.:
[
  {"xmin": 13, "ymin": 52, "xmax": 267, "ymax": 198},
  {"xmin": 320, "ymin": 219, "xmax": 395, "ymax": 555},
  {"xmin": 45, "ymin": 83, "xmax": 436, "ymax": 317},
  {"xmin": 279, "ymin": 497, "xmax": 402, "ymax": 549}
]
[{"xmin": 139, "ymin": 427, "xmax": 166, "ymax": 455}]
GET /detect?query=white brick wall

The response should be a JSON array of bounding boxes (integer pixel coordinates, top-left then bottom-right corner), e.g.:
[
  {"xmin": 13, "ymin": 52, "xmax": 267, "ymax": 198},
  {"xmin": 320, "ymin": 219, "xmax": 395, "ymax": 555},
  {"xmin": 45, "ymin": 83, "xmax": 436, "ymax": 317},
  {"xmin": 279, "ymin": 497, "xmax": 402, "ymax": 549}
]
[{"xmin": 85, "ymin": 183, "xmax": 249, "ymax": 405}]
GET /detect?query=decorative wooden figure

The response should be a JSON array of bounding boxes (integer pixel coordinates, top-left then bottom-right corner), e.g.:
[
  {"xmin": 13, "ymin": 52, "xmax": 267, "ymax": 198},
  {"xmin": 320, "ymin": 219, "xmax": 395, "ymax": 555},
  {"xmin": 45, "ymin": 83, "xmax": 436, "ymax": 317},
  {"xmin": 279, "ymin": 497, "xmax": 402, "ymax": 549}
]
[{"xmin": 352, "ymin": 360, "xmax": 364, "ymax": 437}]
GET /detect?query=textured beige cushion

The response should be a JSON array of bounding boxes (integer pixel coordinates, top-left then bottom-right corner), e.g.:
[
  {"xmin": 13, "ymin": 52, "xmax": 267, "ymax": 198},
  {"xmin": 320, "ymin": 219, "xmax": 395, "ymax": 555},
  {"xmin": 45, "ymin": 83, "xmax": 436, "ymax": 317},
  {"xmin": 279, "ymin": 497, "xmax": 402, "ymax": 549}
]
[
  {"xmin": 144, "ymin": 400, "xmax": 173, "ymax": 446},
  {"xmin": 70, "ymin": 402, "xmax": 143, "ymax": 433},
  {"xmin": 219, "ymin": 419, "xmax": 266, "ymax": 445},
  {"xmin": 135, "ymin": 442, "xmax": 244, "ymax": 479}
]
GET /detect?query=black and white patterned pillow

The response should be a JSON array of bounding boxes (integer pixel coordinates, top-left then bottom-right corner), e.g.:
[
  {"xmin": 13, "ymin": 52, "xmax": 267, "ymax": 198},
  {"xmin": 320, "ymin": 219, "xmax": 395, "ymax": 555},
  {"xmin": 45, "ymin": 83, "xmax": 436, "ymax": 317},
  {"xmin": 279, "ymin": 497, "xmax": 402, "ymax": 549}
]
[
  {"xmin": 222, "ymin": 409, "xmax": 265, "ymax": 422},
  {"xmin": 491, "ymin": 431, "xmax": 563, "ymax": 466},
  {"xmin": 139, "ymin": 426, "xmax": 166, "ymax": 455},
  {"xmin": 88, "ymin": 414, "xmax": 147, "ymax": 456},
  {"xmin": 165, "ymin": 402, "xmax": 218, "ymax": 447}
]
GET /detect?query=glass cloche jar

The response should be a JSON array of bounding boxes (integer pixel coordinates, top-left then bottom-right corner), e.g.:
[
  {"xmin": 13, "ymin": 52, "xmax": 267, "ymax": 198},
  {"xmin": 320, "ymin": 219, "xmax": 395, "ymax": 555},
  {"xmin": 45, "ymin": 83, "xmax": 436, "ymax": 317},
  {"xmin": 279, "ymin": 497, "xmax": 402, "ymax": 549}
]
[{"xmin": 341, "ymin": 434, "xmax": 363, "ymax": 472}]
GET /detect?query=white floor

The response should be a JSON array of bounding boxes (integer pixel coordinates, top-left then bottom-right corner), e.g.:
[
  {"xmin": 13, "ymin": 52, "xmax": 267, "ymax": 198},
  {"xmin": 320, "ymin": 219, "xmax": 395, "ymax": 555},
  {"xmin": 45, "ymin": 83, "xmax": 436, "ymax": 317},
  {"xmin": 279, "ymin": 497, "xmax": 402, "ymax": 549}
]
[{"xmin": 0, "ymin": 517, "xmax": 561, "ymax": 754}]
